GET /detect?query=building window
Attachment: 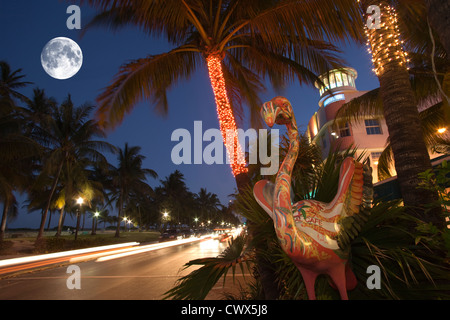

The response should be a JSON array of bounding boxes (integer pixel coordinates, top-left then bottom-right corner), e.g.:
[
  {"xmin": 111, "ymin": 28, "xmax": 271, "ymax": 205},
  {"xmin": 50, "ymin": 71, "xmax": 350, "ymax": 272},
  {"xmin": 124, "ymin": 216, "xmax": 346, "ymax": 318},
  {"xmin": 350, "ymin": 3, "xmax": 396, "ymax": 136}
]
[
  {"xmin": 371, "ymin": 152, "xmax": 382, "ymax": 160},
  {"xmin": 371, "ymin": 152, "xmax": 382, "ymax": 165},
  {"xmin": 323, "ymin": 93, "xmax": 345, "ymax": 107},
  {"xmin": 365, "ymin": 119, "xmax": 382, "ymax": 135},
  {"xmin": 333, "ymin": 121, "xmax": 351, "ymax": 137},
  {"xmin": 339, "ymin": 123, "xmax": 351, "ymax": 137},
  {"xmin": 335, "ymin": 72, "xmax": 343, "ymax": 87},
  {"xmin": 329, "ymin": 73, "xmax": 336, "ymax": 89},
  {"xmin": 342, "ymin": 73, "xmax": 349, "ymax": 86}
]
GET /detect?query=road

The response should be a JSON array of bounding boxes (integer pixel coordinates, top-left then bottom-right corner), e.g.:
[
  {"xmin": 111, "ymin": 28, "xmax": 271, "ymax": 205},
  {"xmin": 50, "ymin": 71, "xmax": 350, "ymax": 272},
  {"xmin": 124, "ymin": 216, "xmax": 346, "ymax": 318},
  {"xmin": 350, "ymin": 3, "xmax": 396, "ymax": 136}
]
[{"xmin": 0, "ymin": 238, "xmax": 249, "ymax": 300}]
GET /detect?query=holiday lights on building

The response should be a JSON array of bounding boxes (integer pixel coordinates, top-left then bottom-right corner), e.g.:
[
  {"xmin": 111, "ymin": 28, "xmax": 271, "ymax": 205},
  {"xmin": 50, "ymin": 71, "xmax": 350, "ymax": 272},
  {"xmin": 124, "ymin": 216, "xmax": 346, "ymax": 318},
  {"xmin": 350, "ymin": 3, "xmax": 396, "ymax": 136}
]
[
  {"xmin": 364, "ymin": 3, "xmax": 409, "ymax": 76},
  {"xmin": 206, "ymin": 54, "xmax": 248, "ymax": 177}
]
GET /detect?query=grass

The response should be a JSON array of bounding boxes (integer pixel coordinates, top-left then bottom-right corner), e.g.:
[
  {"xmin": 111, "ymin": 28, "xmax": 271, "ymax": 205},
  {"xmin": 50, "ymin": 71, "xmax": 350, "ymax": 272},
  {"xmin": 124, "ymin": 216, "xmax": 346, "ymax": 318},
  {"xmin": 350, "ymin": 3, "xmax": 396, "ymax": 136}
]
[{"xmin": 0, "ymin": 231, "xmax": 161, "ymax": 256}]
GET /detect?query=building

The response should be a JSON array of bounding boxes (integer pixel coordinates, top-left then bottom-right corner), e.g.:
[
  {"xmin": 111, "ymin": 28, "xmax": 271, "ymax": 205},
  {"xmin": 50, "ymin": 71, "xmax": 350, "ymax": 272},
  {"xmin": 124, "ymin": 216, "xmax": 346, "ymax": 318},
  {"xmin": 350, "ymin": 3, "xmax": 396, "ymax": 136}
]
[{"xmin": 305, "ymin": 67, "xmax": 390, "ymax": 183}]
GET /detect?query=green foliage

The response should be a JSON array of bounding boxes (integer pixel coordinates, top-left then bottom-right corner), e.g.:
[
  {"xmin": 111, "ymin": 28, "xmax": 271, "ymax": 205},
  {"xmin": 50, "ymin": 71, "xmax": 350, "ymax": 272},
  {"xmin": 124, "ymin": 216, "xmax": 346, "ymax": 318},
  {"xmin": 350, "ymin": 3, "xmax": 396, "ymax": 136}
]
[
  {"xmin": 163, "ymin": 234, "xmax": 251, "ymax": 300},
  {"xmin": 348, "ymin": 200, "xmax": 450, "ymax": 299},
  {"xmin": 164, "ymin": 145, "xmax": 450, "ymax": 300},
  {"xmin": 82, "ymin": 0, "xmax": 365, "ymax": 129},
  {"xmin": 417, "ymin": 159, "xmax": 450, "ymax": 216}
]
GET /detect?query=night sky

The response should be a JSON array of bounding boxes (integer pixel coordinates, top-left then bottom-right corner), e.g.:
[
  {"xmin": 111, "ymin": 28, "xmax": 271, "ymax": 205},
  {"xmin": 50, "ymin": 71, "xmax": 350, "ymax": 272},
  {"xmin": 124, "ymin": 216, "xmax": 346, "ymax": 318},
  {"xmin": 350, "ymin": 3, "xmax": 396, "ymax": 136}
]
[{"xmin": 1, "ymin": 1, "xmax": 379, "ymax": 228}]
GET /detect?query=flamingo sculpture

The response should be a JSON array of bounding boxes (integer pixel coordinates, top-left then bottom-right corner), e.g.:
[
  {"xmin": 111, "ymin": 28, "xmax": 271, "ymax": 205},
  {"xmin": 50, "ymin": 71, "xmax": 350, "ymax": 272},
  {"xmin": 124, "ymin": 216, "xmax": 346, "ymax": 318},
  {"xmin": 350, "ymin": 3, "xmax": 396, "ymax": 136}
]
[{"xmin": 253, "ymin": 96, "xmax": 373, "ymax": 300}]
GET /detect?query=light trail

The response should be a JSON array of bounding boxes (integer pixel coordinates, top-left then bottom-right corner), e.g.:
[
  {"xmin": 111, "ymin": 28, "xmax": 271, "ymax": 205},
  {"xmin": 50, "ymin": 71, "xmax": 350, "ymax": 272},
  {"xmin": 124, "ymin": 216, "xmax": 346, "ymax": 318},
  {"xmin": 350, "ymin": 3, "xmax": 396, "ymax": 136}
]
[
  {"xmin": 0, "ymin": 234, "xmax": 221, "ymax": 275},
  {"xmin": 95, "ymin": 235, "xmax": 214, "ymax": 262},
  {"xmin": 0, "ymin": 242, "xmax": 139, "ymax": 269}
]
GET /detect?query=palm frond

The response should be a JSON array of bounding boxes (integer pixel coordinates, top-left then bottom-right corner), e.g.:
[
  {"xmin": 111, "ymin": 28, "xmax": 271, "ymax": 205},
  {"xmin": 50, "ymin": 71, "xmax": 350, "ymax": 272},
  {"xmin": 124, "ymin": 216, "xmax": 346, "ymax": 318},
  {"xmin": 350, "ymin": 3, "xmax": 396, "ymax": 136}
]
[
  {"xmin": 80, "ymin": 0, "xmax": 192, "ymax": 43},
  {"xmin": 244, "ymin": 0, "xmax": 364, "ymax": 47},
  {"xmin": 376, "ymin": 102, "xmax": 447, "ymax": 180},
  {"xmin": 95, "ymin": 45, "xmax": 201, "ymax": 129},
  {"xmin": 348, "ymin": 200, "xmax": 450, "ymax": 300},
  {"xmin": 163, "ymin": 233, "xmax": 251, "ymax": 300}
]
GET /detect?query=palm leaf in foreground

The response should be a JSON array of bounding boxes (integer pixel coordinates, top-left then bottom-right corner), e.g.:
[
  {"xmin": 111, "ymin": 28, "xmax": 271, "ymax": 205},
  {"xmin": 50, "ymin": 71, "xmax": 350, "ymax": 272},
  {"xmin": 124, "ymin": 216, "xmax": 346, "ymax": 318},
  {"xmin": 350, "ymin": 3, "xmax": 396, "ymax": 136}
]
[
  {"xmin": 165, "ymin": 145, "xmax": 450, "ymax": 300},
  {"xmin": 163, "ymin": 233, "xmax": 251, "ymax": 300}
]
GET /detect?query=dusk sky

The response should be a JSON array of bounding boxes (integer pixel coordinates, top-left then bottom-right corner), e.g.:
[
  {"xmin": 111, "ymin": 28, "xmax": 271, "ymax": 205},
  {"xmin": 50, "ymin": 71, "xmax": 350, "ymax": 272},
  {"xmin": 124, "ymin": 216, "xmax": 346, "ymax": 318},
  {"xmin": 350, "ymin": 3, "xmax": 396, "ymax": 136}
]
[{"xmin": 1, "ymin": 1, "xmax": 379, "ymax": 228}]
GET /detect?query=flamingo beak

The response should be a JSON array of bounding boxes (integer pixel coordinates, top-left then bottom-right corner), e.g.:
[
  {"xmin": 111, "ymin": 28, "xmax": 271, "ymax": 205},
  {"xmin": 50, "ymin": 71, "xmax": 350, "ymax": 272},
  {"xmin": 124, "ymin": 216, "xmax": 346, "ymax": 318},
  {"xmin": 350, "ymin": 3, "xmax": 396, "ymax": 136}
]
[{"xmin": 262, "ymin": 101, "xmax": 274, "ymax": 127}]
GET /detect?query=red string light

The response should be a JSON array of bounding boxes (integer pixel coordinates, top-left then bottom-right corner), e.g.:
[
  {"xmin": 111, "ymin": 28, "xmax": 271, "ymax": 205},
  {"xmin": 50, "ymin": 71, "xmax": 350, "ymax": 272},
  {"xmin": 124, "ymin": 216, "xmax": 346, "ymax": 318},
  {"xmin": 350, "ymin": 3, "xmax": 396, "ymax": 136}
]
[{"xmin": 206, "ymin": 54, "xmax": 248, "ymax": 177}]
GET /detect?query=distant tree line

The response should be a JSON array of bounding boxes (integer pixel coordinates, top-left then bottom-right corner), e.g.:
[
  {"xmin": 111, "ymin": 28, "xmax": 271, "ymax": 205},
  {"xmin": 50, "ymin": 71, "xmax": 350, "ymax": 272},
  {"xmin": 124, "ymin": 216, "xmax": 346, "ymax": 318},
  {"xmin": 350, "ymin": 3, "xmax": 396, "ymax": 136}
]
[{"xmin": 0, "ymin": 61, "xmax": 240, "ymax": 243}]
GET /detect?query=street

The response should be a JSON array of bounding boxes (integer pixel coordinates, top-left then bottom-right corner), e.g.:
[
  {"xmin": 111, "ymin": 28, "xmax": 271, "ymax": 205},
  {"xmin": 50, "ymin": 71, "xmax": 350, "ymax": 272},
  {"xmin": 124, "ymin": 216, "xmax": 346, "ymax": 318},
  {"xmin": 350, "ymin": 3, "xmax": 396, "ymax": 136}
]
[{"xmin": 0, "ymin": 238, "xmax": 249, "ymax": 300}]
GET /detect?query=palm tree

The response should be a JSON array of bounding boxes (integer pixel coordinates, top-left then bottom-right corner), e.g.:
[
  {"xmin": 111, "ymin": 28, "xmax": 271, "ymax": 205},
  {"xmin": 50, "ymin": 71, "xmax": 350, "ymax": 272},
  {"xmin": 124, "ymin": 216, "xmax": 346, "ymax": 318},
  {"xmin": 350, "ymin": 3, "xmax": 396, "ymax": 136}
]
[
  {"xmin": 0, "ymin": 62, "xmax": 37, "ymax": 241},
  {"xmin": 0, "ymin": 61, "xmax": 32, "ymax": 107},
  {"xmin": 80, "ymin": 0, "xmax": 364, "ymax": 191},
  {"xmin": 165, "ymin": 146, "xmax": 450, "ymax": 300},
  {"xmin": 334, "ymin": 44, "xmax": 448, "ymax": 180},
  {"xmin": 195, "ymin": 188, "xmax": 221, "ymax": 223},
  {"xmin": 157, "ymin": 170, "xmax": 193, "ymax": 225},
  {"xmin": 110, "ymin": 143, "xmax": 157, "ymax": 237},
  {"xmin": 32, "ymin": 95, "xmax": 115, "ymax": 241},
  {"xmin": 361, "ymin": 0, "xmax": 445, "ymax": 227}
]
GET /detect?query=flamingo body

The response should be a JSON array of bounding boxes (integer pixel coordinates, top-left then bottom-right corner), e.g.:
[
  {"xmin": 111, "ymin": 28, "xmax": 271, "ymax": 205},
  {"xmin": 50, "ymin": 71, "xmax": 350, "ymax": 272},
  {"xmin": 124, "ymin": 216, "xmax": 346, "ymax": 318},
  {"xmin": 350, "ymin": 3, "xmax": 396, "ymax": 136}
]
[{"xmin": 254, "ymin": 96, "xmax": 372, "ymax": 300}]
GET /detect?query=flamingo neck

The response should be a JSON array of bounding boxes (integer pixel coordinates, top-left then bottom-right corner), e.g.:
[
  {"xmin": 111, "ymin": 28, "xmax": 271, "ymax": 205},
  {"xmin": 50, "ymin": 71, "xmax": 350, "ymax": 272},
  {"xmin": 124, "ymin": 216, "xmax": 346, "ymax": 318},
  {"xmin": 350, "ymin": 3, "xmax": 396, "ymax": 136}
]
[{"xmin": 273, "ymin": 118, "xmax": 299, "ymax": 230}]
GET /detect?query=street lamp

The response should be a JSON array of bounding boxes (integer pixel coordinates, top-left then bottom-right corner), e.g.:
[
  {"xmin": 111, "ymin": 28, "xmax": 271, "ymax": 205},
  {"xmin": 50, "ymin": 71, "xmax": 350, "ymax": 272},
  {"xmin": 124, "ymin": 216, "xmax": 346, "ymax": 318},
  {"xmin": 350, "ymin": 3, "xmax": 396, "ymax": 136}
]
[
  {"xmin": 74, "ymin": 197, "xmax": 84, "ymax": 240},
  {"xmin": 161, "ymin": 211, "xmax": 169, "ymax": 231},
  {"xmin": 123, "ymin": 216, "xmax": 128, "ymax": 232},
  {"xmin": 91, "ymin": 211, "xmax": 100, "ymax": 235}
]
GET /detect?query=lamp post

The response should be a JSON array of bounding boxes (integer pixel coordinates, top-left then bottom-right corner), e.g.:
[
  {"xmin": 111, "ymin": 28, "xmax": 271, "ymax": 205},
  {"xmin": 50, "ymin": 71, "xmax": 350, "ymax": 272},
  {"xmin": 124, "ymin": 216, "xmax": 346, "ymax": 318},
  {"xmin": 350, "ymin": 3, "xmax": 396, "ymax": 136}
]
[
  {"xmin": 74, "ymin": 197, "xmax": 84, "ymax": 240},
  {"xmin": 91, "ymin": 211, "xmax": 100, "ymax": 235},
  {"xmin": 161, "ymin": 211, "xmax": 169, "ymax": 231},
  {"xmin": 123, "ymin": 216, "xmax": 127, "ymax": 232}
]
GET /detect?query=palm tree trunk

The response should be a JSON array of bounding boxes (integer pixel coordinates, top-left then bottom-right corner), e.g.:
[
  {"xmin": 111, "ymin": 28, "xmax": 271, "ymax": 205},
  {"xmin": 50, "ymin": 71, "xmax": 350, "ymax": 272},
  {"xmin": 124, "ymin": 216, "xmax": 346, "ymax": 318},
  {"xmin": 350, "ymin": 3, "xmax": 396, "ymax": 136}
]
[
  {"xmin": 0, "ymin": 198, "xmax": 10, "ymax": 242},
  {"xmin": 365, "ymin": 0, "xmax": 443, "ymax": 228},
  {"xmin": 115, "ymin": 195, "xmax": 123, "ymax": 238},
  {"xmin": 206, "ymin": 54, "xmax": 248, "ymax": 180},
  {"xmin": 82, "ymin": 211, "xmax": 86, "ymax": 230},
  {"xmin": 75, "ymin": 208, "xmax": 82, "ymax": 240},
  {"xmin": 36, "ymin": 158, "xmax": 64, "ymax": 242},
  {"xmin": 206, "ymin": 53, "xmax": 280, "ymax": 297},
  {"xmin": 56, "ymin": 206, "xmax": 65, "ymax": 237},
  {"xmin": 91, "ymin": 214, "xmax": 95, "ymax": 235},
  {"xmin": 46, "ymin": 211, "xmax": 52, "ymax": 230}
]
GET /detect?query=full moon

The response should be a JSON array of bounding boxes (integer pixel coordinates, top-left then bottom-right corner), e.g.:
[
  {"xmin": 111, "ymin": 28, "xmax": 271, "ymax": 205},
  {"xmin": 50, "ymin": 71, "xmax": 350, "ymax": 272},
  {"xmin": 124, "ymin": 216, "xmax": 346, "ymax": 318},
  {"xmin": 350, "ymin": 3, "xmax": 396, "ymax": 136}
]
[{"xmin": 41, "ymin": 37, "xmax": 83, "ymax": 80}]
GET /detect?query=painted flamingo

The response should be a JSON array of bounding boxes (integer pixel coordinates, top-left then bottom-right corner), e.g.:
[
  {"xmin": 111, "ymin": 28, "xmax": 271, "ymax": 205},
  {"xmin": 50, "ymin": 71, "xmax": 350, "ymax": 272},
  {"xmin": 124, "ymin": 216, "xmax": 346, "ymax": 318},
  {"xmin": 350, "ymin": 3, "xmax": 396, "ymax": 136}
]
[{"xmin": 253, "ymin": 96, "xmax": 373, "ymax": 300}]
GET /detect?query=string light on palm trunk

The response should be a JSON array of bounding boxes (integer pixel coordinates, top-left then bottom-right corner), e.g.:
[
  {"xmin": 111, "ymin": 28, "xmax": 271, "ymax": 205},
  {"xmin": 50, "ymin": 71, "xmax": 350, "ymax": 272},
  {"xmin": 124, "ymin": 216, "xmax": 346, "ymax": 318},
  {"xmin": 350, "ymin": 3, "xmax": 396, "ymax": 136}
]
[
  {"xmin": 364, "ymin": 3, "xmax": 409, "ymax": 76},
  {"xmin": 206, "ymin": 54, "xmax": 248, "ymax": 177}
]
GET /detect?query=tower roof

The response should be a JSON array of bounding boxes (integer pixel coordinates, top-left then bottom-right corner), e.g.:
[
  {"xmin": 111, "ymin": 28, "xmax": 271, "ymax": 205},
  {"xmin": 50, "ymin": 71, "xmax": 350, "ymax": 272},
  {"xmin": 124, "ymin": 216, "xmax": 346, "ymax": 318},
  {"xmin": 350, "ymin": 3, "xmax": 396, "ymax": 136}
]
[{"xmin": 315, "ymin": 67, "xmax": 358, "ymax": 107}]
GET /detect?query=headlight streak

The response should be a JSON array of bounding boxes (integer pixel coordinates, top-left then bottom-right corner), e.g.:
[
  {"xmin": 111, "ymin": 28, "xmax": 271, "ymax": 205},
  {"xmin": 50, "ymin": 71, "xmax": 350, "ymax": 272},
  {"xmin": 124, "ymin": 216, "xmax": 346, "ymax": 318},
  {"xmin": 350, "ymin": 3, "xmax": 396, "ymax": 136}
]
[
  {"xmin": 95, "ymin": 235, "xmax": 214, "ymax": 262},
  {"xmin": 0, "ymin": 234, "xmax": 221, "ymax": 275},
  {"xmin": 0, "ymin": 242, "xmax": 139, "ymax": 268}
]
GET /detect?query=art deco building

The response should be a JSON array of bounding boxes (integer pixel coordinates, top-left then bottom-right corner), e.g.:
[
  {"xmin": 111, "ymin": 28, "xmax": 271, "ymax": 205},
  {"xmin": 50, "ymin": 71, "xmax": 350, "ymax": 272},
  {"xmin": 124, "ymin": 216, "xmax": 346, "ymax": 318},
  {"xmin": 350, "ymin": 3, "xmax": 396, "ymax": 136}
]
[{"xmin": 305, "ymin": 67, "xmax": 390, "ymax": 183}]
